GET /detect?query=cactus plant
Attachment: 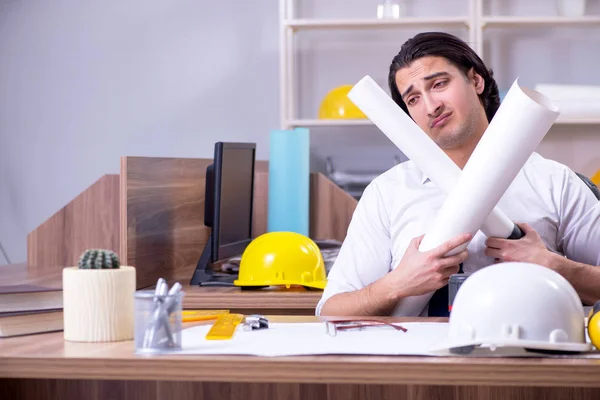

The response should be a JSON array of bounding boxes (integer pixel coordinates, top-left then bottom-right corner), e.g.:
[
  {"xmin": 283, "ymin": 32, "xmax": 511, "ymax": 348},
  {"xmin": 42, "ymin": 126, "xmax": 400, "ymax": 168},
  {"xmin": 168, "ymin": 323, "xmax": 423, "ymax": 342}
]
[{"xmin": 78, "ymin": 249, "xmax": 121, "ymax": 269}]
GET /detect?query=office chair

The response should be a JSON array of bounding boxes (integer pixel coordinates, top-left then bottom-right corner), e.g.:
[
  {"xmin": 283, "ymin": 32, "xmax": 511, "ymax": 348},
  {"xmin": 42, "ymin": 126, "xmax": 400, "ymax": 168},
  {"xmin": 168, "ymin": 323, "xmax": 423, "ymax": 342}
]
[{"xmin": 576, "ymin": 172, "xmax": 600, "ymax": 201}]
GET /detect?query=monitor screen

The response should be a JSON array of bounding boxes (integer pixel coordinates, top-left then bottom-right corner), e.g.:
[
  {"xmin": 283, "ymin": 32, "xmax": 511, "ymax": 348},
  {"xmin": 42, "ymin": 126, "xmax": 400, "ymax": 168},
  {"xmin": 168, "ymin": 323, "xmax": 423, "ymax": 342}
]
[
  {"xmin": 212, "ymin": 142, "xmax": 255, "ymax": 261},
  {"xmin": 218, "ymin": 148, "xmax": 254, "ymax": 246}
]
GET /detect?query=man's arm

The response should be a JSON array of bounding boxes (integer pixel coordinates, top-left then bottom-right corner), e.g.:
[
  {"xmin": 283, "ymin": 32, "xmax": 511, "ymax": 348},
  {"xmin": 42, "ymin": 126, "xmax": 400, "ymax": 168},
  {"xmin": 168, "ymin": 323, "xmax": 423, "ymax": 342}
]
[
  {"xmin": 547, "ymin": 253, "xmax": 600, "ymax": 306},
  {"xmin": 485, "ymin": 222, "xmax": 600, "ymax": 305},
  {"xmin": 316, "ymin": 180, "xmax": 470, "ymax": 317},
  {"xmin": 315, "ymin": 181, "xmax": 394, "ymax": 316},
  {"xmin": 319, "ymin": 274, "xmax": 402, "ymax": 316},
  {"xmin": 320, "ymin": 233, "xmax": 471, "ymax": 316},
  {"xmin": 486, "ymin": 167, "xmax": 600, "ymax": 305}
]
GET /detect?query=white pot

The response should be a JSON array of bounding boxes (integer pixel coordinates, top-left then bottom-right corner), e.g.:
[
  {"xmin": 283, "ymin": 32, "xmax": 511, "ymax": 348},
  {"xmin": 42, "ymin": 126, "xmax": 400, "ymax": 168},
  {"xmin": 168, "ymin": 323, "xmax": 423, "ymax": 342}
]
[{"xmin": 63, "ymin": 266, "xmax": 136, "ymax": 342}]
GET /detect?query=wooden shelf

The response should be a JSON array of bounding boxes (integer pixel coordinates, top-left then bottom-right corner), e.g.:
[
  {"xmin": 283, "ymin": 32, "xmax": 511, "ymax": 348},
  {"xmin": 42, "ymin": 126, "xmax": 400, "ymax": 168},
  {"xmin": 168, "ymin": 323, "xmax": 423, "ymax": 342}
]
[
  {"xmin": 287, "ymin": 119, "xmax": 372, "ymax": 127},
  {"xmin": 287, "ymin": 117, "xmax": 600, "ymax": 128},
  {"xmin": 284, "ymin": 17, "xmax": 469, "ymax": 30},
  {"xmin": 279, "ymin": 0, "xmax": 600, "ymax": 132},
  {"xmin": 555, "ymin": 115, "xmax": 600, "ymax": 125},
  {"xmin": 482, "ymin": 16, "xmax": 600, "ymax": 28}
]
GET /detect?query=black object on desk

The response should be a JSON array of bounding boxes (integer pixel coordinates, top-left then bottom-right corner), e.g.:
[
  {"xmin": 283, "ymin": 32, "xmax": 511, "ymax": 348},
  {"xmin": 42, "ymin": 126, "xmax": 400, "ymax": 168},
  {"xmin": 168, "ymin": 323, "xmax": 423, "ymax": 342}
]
[
  {"xmin": 189, "ymin": 141, "xmax": 343, "ymax": 287},
  {"xmin": 190, "ymin": 142, "xmax": 256, "ymax": 287},
  {"xmin": 190, "ymin": 234, "xmax": 238, "ymax": 286},
  {"xmin": 429, "ymin": 263, "xmax": 463, "ymax": 318},
  {"xmin": 428, "ymin": 281, "xmax": 450, "ymax": 317}
]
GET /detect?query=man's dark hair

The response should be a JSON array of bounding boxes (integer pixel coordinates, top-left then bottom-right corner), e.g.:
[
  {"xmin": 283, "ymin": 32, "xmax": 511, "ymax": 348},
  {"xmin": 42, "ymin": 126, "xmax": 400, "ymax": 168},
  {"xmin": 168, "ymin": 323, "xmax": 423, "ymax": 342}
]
[{"xmin": 388, "ymin": 32, "xmax": 500, "ymax": 122}]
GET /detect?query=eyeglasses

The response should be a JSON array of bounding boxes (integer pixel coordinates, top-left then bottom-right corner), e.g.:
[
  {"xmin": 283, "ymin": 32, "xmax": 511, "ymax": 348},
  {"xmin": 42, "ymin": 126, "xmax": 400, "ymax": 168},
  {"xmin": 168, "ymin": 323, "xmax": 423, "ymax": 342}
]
[{"xmin": 324, "ymin": 319, "xmax": 408, "ymax": 336}]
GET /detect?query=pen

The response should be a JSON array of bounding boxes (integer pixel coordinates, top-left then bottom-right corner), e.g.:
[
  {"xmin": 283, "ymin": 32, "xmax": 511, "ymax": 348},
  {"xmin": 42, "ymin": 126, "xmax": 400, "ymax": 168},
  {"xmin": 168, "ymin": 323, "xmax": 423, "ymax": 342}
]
[
  {"xmin": 164, "ymin": 282, "xmax": 183, "ymax": 313},
  {"xmin": 157, "ymin": 282, "xmax": 183, "ymax": 346},
  {"xmin": 143, "ymin": 279, "xmax": 180, "ymax": 348},
  {"xmin": 142, "ymin": 279, "xmax": 168, "ymax": 348}
]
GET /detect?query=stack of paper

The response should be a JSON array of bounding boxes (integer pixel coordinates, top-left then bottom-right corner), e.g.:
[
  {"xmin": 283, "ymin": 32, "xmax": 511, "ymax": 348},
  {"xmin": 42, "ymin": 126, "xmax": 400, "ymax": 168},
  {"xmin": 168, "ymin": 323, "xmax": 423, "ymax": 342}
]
[
  {"xmin": 0, "ymin": 283, "xmax": 63, "ymax": 338},
  {"xmin": 176, "ymin": 322, "xmax": 600, "ymax": 358},
  {"xmin": 180, "ymin": 322, "xmax": 447, "ymax": 357}
]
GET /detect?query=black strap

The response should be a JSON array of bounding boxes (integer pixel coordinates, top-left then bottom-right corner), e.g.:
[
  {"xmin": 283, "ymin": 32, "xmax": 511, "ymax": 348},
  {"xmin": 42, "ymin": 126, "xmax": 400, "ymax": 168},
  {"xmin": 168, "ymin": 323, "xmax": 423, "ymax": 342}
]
[
  {"xmin": 428, "ymin": 262, "xmax": 464, "ymax": 317},
  {"xmin": 576, "ymin": 172, "xmax": 600, "ymax": 200},
  {"xmin": 428, "ymin": 283, "xmax": 449, "ymax": 317}
]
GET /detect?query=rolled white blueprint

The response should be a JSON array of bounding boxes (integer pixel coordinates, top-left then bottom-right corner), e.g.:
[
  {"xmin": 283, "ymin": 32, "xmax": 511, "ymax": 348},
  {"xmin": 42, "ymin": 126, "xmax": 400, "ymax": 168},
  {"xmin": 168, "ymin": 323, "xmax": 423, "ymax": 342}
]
[
  {"xmin": 347, "ymin": 75, "xmax": 519, "ymax": 239},
  {"xmin": 418, "ymin": 78, "xmax": 559, "ymax": 255}
]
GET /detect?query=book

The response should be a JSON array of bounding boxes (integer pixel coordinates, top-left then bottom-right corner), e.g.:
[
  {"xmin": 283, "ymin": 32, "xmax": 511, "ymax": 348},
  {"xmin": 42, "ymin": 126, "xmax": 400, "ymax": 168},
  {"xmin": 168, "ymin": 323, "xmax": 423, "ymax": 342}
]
[
  {"xmin": 0, "ymin": 284, "xmax": 63, "ymax": 313},
  {"xmin": 0, "ymin": 309, "xmax": 63, "ymax": 338}
]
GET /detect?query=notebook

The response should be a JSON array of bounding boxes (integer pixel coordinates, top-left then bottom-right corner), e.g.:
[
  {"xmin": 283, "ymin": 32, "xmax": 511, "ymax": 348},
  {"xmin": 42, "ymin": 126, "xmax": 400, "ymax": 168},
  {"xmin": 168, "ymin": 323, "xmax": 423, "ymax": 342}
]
[
  {"xmin": 0, "ymin": 309, "xmax": 63, "ymax": 338},
  {"xmin": 0, "ymin": 284, "xmax": 63, "ymax": 313}
]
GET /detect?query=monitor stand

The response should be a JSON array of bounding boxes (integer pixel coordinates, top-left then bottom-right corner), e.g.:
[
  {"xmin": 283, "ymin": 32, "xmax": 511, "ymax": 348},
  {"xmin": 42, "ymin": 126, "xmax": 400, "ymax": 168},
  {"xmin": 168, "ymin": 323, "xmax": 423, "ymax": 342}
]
[{"xmin": 189, "ymin": 234, "xmax": 237, "ymax": 286}]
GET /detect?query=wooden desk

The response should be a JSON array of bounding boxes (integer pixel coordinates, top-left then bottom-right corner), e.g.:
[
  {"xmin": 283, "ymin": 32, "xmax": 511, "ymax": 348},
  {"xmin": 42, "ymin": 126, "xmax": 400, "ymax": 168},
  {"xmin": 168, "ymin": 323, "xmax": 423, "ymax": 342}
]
[
  {"xmin": 0, "ymin": 263, "xmax": 61, "ymax": 288},
  {"xmin": 26, "ymin": 157, "xmax": 358, "ymax": 292},
  {"xmin": 180, "ymin": 285, "xmax": 321, "ymax": 315},
  {"xmin": 1, "ymin": 316, "xmax": 600, "ymax": 400},
  {"xmin": 0, "ymin": 263, "xmax": 321, "ymax": 315}
]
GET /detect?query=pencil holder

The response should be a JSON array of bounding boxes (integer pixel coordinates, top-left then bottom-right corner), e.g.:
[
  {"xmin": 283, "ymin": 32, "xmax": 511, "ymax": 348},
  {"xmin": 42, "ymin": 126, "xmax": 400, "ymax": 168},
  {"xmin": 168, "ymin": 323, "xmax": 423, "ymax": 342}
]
[
  {"xmin": 134, "ymin": 289, "xmax": 184, "ymax": 354},
  {"xmin": 63, "ymin": 249, "xmax": 136, "ymax": 342}
]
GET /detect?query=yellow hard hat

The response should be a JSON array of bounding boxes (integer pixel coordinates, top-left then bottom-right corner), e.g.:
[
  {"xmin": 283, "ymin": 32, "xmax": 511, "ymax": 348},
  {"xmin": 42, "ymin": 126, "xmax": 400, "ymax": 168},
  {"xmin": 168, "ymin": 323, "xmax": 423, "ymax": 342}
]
[
  {"xmin": 234, "ymin": 232, "xmax": 327, "ymax": 289},
  {"xmin": 318, "ymin": 85, "xmax": 367, "ymax": 119}
]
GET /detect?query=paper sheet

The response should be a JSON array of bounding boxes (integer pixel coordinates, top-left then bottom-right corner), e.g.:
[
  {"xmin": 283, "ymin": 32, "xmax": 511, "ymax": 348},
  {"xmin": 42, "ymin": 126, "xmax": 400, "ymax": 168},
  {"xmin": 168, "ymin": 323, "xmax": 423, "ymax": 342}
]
[
  {"xmin": 346, "ymin": 75, "xmax": 515, "ymax": 239},
  {"xmin": 178, "ymin": 322, "xmax": 445, "ymax": 356},
  {"xmin": 418, "ymin": 79, "xmax": 559, "ymax": 254},
  {"xmin": 173, "ymin": 322, "xmax": 600, "ymax": 358}
]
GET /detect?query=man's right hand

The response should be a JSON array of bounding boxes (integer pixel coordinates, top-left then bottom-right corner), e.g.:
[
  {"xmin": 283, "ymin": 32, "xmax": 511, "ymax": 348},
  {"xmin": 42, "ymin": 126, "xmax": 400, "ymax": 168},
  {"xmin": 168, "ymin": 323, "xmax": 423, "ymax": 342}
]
[{"xmin": 386, "ymin": 233, "xmax": 472, "ymax": 298}]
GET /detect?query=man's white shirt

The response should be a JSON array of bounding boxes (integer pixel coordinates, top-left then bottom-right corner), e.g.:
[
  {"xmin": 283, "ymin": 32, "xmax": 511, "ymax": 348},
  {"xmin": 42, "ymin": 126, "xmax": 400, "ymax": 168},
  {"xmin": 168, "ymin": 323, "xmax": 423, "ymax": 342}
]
[{"xmin": 316, "ymin": 152, "xmax": 600, "ymax": 317}]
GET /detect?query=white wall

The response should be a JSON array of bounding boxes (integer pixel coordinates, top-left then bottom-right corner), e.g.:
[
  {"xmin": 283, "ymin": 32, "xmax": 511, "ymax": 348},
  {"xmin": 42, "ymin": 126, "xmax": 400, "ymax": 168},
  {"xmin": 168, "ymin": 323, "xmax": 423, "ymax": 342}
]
[
  {"xmin": 0, "ymin": 0, "xmax": 280, "ymax": 264},
  {"xmin": 1, "ymin": 0, "xmax": 600, "ymax": 265}
]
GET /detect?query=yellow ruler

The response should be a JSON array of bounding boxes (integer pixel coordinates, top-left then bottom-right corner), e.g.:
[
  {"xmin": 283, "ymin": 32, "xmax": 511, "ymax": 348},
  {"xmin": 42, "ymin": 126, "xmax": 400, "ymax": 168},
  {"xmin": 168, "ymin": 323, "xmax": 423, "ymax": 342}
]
[
  {"xmin": 205, "ymin": 313, "xmax": 245, "ymax": 340},
  {"xmin": 182, "ymin": 309, "xmax": 229, "ymax": 322}
]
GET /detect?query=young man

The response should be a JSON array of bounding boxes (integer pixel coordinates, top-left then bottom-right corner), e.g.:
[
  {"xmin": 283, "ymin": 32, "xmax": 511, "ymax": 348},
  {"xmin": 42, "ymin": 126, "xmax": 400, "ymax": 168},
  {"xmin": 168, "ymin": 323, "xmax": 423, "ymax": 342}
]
[{"xmin": 316, "ymin": 32, "xmax": 600, "ymax": 317}]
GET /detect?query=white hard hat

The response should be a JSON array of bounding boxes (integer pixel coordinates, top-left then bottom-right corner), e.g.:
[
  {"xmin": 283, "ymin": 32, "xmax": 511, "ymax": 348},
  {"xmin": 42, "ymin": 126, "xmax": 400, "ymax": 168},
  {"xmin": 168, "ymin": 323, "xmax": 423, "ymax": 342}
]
[{"xmin": 435, "ymin": 262, "xmax": 591, "ymax": 354}]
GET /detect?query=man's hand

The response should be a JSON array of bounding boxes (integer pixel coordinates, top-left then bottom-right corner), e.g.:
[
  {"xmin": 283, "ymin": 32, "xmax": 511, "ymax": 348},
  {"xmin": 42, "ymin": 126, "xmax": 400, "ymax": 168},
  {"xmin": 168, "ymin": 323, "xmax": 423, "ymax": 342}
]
[
  {"xmin": 484, "ymin": 222, "xmax": 554, "ymax": 266},
  {"xmin": 388, "ymin": 232, "xmax": 471, "ymax": 298}
]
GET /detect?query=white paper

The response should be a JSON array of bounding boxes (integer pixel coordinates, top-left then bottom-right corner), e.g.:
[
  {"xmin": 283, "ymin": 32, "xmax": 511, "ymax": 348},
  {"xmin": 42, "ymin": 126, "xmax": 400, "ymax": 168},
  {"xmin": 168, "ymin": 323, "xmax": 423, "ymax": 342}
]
[
  {"xmin": 172, "ymin": 322, "xmax": 600, "ymax": 358},
  {"xmin": 418, "ymin": 79, "xmax": 560, "ymax": 254},
  {"xmin": 347, "ymin": 75, "xmax": 515, "ymax": 239},
  {"xmin": 178, "ymin": 322, "xmax": 447, "ymax": 356}
]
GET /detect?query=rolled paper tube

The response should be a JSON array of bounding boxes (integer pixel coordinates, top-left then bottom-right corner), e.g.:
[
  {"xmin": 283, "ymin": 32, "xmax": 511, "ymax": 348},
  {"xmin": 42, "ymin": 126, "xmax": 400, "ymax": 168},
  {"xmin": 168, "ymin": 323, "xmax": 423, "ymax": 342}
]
[
  {"xmin": 347, "ymin": 75, "xmax": 519, "ymax": 239},
  {"xmin": 418, "ymin": 78, "xmax": 559, "ymax": 255},
  {"xmin": 268, "ymin": 128, "xmax": 310, "ymax": 236}
]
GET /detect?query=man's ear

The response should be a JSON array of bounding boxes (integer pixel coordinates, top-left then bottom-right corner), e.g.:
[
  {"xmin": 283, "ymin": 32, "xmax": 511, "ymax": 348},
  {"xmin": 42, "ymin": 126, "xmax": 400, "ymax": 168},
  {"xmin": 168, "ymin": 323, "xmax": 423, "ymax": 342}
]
[{"xmin": 468, "ymin": 68, "xmax": 485, "ymax": 95}]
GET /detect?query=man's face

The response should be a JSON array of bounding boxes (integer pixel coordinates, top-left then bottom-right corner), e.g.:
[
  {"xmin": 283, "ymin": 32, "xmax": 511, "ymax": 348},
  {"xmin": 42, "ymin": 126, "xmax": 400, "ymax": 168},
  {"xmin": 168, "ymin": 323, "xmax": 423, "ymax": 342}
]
[{"xmin": 394, "ymin": 56, "xmax": 486, "ymax": 150}]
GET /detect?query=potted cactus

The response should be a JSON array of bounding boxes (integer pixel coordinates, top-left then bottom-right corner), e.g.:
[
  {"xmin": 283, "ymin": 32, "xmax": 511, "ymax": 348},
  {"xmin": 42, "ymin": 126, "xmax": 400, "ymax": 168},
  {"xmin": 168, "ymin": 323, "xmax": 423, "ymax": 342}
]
[{"xmin": 63, "ymin": 249, "xmax": 136, "ymax": 342}]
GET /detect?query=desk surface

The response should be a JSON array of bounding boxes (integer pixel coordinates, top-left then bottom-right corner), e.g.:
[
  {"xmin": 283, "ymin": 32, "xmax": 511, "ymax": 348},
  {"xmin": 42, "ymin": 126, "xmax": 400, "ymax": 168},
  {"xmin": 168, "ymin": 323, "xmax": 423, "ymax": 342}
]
[
  {"xmin": 180, "ymin": 285, "xmax": 322, "ymax": 314},
  {"xmin": 1, "ymin": 316, "xmax": 599, "ymax": 388},
  {"xmin": 0, "ymin": 263, "xmax": 62, "ymax": 288},
  {"xmin": 0, "ymin": 263, "xmax": 322, "ymax": 315}
]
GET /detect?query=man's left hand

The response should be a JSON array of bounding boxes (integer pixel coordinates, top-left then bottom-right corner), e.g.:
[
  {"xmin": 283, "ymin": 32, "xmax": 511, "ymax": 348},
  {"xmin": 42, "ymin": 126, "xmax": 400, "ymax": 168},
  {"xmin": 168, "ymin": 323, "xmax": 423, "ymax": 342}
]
[{"xmin": 485, "ymin": 222, "xmax": 554, "ymax": 267}]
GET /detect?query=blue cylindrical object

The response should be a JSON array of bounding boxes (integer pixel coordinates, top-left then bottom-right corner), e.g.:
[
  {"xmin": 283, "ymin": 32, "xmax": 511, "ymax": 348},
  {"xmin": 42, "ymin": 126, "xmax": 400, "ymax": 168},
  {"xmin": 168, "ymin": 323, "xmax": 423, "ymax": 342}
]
[{"xmin": 268, "ymin": 128, "xmax": 310, "ymax": 236}]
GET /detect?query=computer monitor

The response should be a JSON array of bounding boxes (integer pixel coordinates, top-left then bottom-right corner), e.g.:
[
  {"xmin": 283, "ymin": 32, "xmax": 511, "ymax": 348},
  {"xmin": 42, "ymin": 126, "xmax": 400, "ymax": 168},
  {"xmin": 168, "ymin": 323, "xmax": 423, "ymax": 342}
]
[{"xmin": 189, "ymin": 142, "xmax": 256, "ymax": 286}]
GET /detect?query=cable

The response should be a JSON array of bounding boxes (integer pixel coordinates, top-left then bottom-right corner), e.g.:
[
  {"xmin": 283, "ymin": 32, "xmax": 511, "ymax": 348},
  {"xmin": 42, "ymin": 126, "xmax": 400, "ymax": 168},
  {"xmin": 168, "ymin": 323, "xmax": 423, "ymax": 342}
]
[{"xmin": 0, "ymin": 240, "xmax": 11, "ymax": 264}]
